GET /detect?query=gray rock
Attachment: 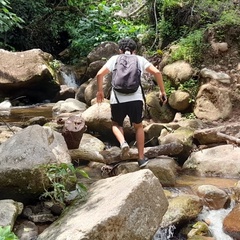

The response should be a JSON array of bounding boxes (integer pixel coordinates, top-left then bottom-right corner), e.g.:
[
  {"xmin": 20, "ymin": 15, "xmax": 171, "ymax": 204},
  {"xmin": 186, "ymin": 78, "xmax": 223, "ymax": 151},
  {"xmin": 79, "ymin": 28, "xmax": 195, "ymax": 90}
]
[
  {"xmin": 37, "ymin": 169, "xmax": 168, "ymax": 240},
  {"xmin": 0, "ymin": 199, "xmax": 23, "ymax": 230},
  {"xmin": 0, "ymin": 125, "xmax": 71, "ymax": 202}
]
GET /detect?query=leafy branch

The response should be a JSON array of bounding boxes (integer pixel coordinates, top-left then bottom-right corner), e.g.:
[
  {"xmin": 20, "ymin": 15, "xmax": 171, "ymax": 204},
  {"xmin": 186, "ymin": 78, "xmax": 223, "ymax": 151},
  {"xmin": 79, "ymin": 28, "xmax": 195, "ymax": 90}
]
[
  {"xmin": 0, "ymin": 0, "xmax": 24, "ymax": 33},
  {"xmin": 40, "ymin": 163, "xmax": 89, "ymax": 207}
]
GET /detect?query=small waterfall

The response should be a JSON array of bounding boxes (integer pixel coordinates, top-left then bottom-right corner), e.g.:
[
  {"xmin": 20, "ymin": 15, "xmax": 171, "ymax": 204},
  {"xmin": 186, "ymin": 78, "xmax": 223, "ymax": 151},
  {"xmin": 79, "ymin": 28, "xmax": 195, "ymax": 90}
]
[
  {"xmin": 60, "ymin": 71, "xmax": 79, "ymax": 89},
  {"xmin": 197, "ymin": 203, "xmax": 234, "ymax": 240},
  {"xmin": 153, "ymin": 203, "xmax": 235, "ymax": 240},
  {"xmin": 153, "ymin": 225, "xmax": 176, "ymax": 240}
]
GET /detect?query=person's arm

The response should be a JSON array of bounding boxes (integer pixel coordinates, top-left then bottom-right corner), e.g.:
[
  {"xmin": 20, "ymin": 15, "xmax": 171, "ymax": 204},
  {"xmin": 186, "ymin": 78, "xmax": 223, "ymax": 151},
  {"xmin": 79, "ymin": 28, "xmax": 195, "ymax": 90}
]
[
  {"xmin": 146, "ymin": 65, "xmax": 167, "ymax": 103},
  {"xmin": 96, "ymin": 66, "xmax": 110, "ymax": 103}
]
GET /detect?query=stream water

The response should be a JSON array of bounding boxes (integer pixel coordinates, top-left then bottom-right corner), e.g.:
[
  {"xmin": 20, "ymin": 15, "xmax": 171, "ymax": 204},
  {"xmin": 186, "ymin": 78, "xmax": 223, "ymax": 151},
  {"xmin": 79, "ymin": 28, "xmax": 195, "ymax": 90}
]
[
  {"xmin": 0, "ymin": 105, "xmax": 238, "ymax": 240},
  {"xmin": 197, "ymin": 204, "xmax": 234, "ymax": 240},
  {"xmin": 155, "ymin": 175, "xmax": 237, "ymax": 240},
  {"xmin": 60, "ymin": 71, "xmax": 79, "ymax": 89}
]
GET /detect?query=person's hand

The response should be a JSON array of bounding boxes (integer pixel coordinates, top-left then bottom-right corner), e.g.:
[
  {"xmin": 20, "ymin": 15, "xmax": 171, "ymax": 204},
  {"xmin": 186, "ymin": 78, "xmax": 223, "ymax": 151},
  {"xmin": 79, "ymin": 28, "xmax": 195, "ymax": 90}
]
[
  {"xmin": 159, "ymin": 92, "xmax": 167, "ymax": 106},
  {"xmin": 96, "ymin": 91, "xmax": 104, "ymax": 103}
]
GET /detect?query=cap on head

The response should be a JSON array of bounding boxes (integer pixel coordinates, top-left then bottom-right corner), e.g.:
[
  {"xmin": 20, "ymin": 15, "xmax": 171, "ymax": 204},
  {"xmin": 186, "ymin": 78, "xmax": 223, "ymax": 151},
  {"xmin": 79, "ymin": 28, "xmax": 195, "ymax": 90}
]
[{"xmin": 118, "ymin": 38, "xmax": 137, "ymax": 53}]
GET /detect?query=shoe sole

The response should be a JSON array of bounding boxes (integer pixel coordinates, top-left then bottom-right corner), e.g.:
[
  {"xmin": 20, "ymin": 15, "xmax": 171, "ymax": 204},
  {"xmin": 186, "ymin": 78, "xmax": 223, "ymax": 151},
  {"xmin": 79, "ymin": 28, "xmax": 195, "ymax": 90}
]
[{"xmin": 139, "ymin": 160, "xmax": 149, "ymax": 168}]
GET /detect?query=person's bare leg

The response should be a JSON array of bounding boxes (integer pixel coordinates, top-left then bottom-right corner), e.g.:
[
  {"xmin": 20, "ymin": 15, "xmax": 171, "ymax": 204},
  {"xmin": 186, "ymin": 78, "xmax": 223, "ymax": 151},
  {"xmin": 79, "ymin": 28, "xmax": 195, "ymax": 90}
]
[
  {"xmin": 112, "ymin": 121, "xmax": 125, "ymax": 145},
  {"xmin": 133, "ymin": 122, "xmax": 145, "ymax": 159},
  {"xmin": 112, "ymin": 121, "xmax": 130, "ymax": 159}
]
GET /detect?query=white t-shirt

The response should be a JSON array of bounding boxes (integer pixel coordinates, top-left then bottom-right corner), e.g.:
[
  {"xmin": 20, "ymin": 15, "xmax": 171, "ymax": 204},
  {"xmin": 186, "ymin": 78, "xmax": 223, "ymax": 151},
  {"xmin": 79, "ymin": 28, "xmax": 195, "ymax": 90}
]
[{"xmin": 104, "ymin": 54, "xmax": 152, "ymax": 104}]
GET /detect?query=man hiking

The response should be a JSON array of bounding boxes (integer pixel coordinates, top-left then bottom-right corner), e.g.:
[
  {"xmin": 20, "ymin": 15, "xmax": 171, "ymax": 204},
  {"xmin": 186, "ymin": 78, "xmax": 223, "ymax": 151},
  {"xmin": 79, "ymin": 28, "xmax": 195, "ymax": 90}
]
[{"xmin": 96, "ymin": 38, "xmax": 167, "ymax": 168}]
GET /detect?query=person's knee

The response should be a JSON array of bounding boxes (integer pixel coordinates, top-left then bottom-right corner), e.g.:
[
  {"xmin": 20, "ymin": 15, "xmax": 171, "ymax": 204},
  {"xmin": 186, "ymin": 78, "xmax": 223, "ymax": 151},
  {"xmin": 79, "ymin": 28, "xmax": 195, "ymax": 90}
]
[
  {"xmin": 133, "ymin": 122, "xmax": 143, "ymax": 129},
  {"xmin": 112, "ymin": 121, "xmax": 120, "ymax": 127}
]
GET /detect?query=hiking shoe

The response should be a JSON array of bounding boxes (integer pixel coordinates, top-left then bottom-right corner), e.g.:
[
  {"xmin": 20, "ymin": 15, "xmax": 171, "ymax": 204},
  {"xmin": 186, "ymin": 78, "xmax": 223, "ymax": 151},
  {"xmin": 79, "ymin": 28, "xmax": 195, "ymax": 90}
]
[
  {"xmin": 138, "ymin": 157, "xmax": 149, "ymax": 168},
  {"xmin": 120, "ymin": 141, "xmax": 130, "ymax": 159}
]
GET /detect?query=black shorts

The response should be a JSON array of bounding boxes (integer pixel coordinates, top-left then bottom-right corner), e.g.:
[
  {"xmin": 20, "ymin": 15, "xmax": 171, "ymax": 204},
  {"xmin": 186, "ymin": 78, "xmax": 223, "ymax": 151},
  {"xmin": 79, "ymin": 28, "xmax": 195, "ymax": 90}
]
[{"xmin": 111, "ymin": 100, "xmax": 144, "ymax": 127}]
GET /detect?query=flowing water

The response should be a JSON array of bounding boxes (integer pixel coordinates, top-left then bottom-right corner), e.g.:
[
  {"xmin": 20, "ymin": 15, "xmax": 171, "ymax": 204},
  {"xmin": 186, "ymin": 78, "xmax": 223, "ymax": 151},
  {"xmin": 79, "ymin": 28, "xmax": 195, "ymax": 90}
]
[
  {"xmin": 60, "ymin": 71, "xmax": 79, "ymax": 89},
  {"xmin": 153, "ymin": 204, "xmax": 235, "ymax": 240},
  {"xmin": 1, "ymin": 104, "xmax": 53, "ymax": 126},
  {"xmin": 153, "ymin": 175, "xmax": 237, "ymax": 240},
  {"xmin": 197, "ymin": 204, "xmax": 234, "ymax": 240},
  {"xmin": 153, "ymin": 225, "xmax": 176, "ymax": 240}
]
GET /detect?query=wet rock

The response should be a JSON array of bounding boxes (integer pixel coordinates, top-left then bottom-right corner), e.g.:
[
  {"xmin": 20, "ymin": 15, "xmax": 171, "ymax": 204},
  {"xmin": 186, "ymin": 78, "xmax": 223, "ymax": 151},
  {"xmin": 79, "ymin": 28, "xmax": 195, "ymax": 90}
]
[
  {"xmin": 223, "ymin": 203, "xmax": 240, "ymax": 239},
  {"xmin": 160, "ymin": 194, "xmax": 203, "ymax": 228},
  {"xmin": 196, "ymin": 185, "xmax": 231, "ymax": 210}
]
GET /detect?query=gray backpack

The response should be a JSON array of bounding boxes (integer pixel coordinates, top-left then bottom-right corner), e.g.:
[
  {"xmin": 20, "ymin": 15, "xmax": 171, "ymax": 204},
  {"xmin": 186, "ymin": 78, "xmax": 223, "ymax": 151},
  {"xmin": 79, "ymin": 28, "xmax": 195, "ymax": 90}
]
[{"xmin": 112, "ymin": 54, "xmax": 141, "ymax": 94}]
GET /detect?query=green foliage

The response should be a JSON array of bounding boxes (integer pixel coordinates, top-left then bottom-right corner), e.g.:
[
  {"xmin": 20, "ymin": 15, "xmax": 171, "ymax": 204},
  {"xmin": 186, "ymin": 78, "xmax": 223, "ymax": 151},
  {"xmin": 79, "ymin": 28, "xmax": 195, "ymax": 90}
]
[
  {"xmin": 212, "ymin": 10, "xmax": 240, "ymax": 27},
  {"xmin": 1, "ymin": 0, "xmax": 239, "ymax": 63},
  {"xmin": 158, "ymin": 17, "xmax": 177, "ymax": 40},
  {"xmin": 178, "ymin": 78, "xmax": 199, "ymax": 102},
  {"xmin": 49, "ymin": 59, "xmax": 62, "ymax": 71},
  {"xmin": 40, "ymin": 163, "xmax": 89, "ymax": 207},
  {"xmin": 0, "ymin": 226, "xmax": 18, "ymax": 240},
  {"xmin": 155, "ymin": 0, "xmax": 239, "ymax": 50},
  {"xmin": 0, "ymin": 0, "xmax": 24, "ymax": 33},
  {"xmin": 164, "ymin": 79, "xmax": 176, "ymax": 96},
  {"xmin": 169, "ymin": 29, "xmax": 205, "ymax": 64},
  {"xmin": 1, "ymin": 0, "xmax": 60, "ymax": 52},
  {"xmin": 162, "ymin": 0, "xmax": 184, "ymax": 9},
  {"xmin": 67, "ymin": 0, "xmax": 95, "ymax": 9},
  {"xmin": 67, "ymin": 1, "xmax": 147, "ymax": 58},
  {"xmin": 164, "ymin": 78, "xmax": 199, "ymax": 104}
]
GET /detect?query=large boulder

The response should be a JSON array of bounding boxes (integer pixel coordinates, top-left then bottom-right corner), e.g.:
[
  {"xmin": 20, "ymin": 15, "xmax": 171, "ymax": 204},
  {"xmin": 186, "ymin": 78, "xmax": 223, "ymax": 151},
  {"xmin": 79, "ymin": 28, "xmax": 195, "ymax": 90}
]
[
  {"xmin": 196, "ymin": 185, "xmax": 230, "ymax": 210},
  {"xmin": 168, "ymin": 90, "xmax": 191, "ymax": 111},
  {"xmin": 160, "ymin": 194, "xmax": 202, "ymax": 228},
  {"xmin": 147, "ymin": 157, "xmax": 179, "ymax": 187},
  {"xmin": 194, "ymin": 83, "xmax": 232, "ymax": 121},
  {"xmin": 200, "ymin": 68, "xmax": 231, "ymax": 84},
  {"xmin": 159, "ymin": 126, "xmax": 195, "ymax": 163},
  {"xmin": 145, "ymin": 91, "xmax": 175, "ymax": 123},
  {"xmin": 84, "ymin": 41, "xmax": 119, "ymax": 82},
  {"xmin": 87, "ymin": 41, "xmax": 119, "ymax": 63},
  {"xmin": 182, "ymin": 144, "xmax": 240, "ymax": 178},
  {"xmin": 0, "ymin": 49, "xmax": 60, "ymax": 103},
  {"xmin": 162, "ymin": 60, "xmax": 194, "ymax": 86},
  {"xmin": 80, "ymin": 133, "xmax": 105, "ymax": 151},
  {"xmin": 52, "ymin": 98, "xmax": 87, "ymax": 116},
  {"xmin": 81, "ymin": 102, "xmax": 135, "ymax": 141},
  {"xmin": 0, "ymin": 125, "xmax": 71, "ymax": 202},
  {"xmin": 82, "ymin": 73, "xmax": 112, "ymax": 106},
  {"xmin": 37, "ymin": 169, "xmax": 169, "ymax": 240}
]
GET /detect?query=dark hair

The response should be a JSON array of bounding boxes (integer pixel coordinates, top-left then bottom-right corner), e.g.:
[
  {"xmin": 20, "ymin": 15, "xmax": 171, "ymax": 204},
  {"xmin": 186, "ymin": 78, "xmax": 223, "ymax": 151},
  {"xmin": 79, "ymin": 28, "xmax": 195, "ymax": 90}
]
[{"xmin": 118, "ymin": 38, "xmax": 137, "ymax": 53}]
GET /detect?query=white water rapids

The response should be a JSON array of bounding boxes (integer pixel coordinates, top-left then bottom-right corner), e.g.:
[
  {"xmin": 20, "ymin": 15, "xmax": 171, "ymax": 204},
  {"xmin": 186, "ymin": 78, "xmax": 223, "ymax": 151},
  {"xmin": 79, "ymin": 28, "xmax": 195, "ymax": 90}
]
[
  {"xmin": 197, "ymin": 203, "xmax": 234, "ymax": 240},
  {"xmin": 60, "ymin": 71, "xmax": 79, "ymax": 89},
  {"xmin": 153, "ymin": 202, "xmax": 235, "ymax": 240}
]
